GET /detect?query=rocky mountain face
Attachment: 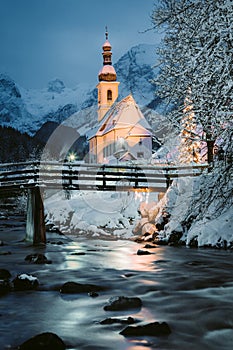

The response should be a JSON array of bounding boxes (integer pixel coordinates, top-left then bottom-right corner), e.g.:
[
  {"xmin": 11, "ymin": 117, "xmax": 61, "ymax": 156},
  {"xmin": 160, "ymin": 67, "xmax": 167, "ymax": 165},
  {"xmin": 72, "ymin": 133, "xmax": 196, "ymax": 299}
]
[
  {"xmin": 0, "ymin": 44, "xmax": 161, "ymax": 133},
  {"xmin": 0, "ymin": 43, "xmax": 168, "ymax": 161},
  {"xmin": 0, "ymin": 74, "xmax": 31, "ymax": 127}
]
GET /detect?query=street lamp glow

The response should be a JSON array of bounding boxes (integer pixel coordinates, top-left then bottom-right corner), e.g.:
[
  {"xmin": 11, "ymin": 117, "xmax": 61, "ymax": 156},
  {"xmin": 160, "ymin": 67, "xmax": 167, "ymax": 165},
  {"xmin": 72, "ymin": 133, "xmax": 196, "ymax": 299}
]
[{"xmin": 68, "ymin": 152, "xmax": 76, "ymax": 162}]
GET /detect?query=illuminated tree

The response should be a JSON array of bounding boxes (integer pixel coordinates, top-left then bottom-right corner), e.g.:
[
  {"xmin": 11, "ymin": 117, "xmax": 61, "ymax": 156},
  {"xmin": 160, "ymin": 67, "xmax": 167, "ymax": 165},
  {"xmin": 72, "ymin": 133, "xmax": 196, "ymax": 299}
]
[
  {"xmin": 151, "ymin": 0, "xmax": 233, "ymax": 165},
  {"xmin": 178, "ymin": 89, "xmax": 201, "ymax": 163}
]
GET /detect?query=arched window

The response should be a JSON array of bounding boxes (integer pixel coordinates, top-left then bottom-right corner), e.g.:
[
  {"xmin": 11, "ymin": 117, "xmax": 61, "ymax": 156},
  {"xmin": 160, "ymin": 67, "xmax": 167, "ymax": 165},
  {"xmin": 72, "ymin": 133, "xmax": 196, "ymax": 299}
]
[{"xmin": 107, "ymin": 89, "xmax": 112, "ymax": 101}]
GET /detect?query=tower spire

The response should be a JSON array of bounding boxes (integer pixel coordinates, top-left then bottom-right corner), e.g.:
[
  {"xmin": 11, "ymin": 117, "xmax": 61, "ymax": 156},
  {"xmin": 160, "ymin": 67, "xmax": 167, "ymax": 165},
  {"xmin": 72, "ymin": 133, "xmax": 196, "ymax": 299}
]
[
  {"xmin": 105, "ymin": 26, "xmax": 108, "ymax": 40},
  {"xmin": 98, "ymin": 28, "xmax": 116, "ymax": 81},
  {"xmin": 96, "ymin": 28, "xmax": 119, "ymax": 121}
]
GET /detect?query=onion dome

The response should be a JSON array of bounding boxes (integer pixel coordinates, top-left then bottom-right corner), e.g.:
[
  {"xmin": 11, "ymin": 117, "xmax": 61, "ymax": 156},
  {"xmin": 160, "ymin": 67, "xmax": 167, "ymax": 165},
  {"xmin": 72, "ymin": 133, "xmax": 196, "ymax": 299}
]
[
  {"xmin": 102, "ymin": 40, "xmax": 111, "ymax": 52},
  {"xmin": 98, "ymin": 27, "xmax": 117, "ymax": 82}
]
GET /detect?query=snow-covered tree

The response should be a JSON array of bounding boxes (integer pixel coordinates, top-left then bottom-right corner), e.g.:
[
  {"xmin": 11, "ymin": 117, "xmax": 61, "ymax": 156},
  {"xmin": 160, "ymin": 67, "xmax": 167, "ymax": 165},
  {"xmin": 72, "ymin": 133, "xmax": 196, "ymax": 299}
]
[
  {"xmin": 179, "ymin": 95, "xmax": 201, "ymax": 164},
  {"xmin": 151, "ymin": 0, "xmax": 233, "ymax": 165}
]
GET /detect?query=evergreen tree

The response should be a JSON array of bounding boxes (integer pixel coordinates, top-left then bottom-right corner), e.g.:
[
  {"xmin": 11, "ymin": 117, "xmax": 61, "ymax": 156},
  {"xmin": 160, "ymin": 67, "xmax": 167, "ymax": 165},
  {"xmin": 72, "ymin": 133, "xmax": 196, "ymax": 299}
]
[
  {"xmin": 151, "ymin": 0, "xmax": 233, "ymax": 165},
  {"xmin": 179, "ymin": 90, "xmax": 201, "ymax": 163}
]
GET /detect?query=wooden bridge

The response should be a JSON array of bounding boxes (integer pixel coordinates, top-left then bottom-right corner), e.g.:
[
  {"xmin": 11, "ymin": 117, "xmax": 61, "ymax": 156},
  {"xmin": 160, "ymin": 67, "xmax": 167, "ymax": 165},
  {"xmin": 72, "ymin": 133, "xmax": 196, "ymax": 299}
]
[{"xmin": 0, "ymin": 161, "xmax": 208, "ymax": 245}]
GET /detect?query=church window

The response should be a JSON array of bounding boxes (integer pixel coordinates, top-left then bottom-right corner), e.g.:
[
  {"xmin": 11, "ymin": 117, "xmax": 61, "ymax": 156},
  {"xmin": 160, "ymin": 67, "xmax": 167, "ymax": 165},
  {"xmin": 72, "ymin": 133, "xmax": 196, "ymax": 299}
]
[
  {"xmin": 137, "ymin": 152, "xmax": 144, "ymax": 158},
  {"xmin": 107, "ymin": 89, "xmax": 112, "ymax": 101}
]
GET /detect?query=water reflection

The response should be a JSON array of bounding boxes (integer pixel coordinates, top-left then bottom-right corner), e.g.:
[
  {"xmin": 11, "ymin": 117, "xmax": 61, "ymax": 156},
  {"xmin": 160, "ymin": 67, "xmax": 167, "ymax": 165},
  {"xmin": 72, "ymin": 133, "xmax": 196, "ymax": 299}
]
[
  {"xmin": 126, "ymin": 339, "xmax": 154, "ymax": 350},
  {"xmin": 1, "ymin": 220, "xmax": 233, "ymax": 350}
]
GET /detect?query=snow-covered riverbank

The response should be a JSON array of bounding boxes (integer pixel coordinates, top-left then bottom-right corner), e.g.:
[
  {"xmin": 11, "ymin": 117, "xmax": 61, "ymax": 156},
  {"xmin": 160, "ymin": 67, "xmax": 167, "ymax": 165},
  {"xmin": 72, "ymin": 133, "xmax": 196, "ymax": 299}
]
[
  {"xmin": 45, "ymin": 189, "xmax": 158, "ymax": 240},
  {"xmin": 154, "ymin": 162, "xmax": 233, "ymax": 248},
  {"xmin": 45, "ymin": 160, "xmax": 233, "ymax": 248}
]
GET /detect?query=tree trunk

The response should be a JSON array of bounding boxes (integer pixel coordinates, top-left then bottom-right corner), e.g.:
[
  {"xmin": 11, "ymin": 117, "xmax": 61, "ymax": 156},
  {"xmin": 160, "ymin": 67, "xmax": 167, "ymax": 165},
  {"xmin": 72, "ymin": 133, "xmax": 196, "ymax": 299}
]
[{"xmin": 206, "ymin": 138, "xmax": 215, "ymax": 169}]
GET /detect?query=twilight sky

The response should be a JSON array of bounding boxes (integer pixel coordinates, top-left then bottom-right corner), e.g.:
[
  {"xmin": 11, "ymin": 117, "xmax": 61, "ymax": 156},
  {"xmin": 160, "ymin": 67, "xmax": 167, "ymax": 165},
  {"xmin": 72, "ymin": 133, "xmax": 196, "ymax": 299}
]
[{"xmin": 0, "ymin": 0, "xmax": 161, "ymax": 89}]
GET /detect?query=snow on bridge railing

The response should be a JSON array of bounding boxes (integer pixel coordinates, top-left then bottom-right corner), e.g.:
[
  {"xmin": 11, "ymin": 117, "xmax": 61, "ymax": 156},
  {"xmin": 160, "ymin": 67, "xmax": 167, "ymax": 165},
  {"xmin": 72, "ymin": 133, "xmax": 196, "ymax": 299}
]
[{"xmin": 0, "ymin": 161, "xmax": 209, "ymax": 193}]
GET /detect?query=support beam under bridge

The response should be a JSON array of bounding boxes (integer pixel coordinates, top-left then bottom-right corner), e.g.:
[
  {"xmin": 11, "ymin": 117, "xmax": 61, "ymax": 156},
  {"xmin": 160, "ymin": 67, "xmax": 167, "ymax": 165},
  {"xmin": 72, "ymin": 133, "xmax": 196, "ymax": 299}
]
[{"xmin": 26, "ymin": 187, "xmax": 46, "ymax": 245}]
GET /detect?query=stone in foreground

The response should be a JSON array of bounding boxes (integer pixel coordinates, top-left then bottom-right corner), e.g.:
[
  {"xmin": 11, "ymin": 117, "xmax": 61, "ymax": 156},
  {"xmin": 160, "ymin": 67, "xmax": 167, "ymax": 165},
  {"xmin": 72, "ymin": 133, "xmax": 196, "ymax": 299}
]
[
  {"xmin": 18, "ymin": 332, "xmax": 66, "ymax": 349},
  {"xmin": 0, "ymin": 268, "xmax": 11, "ymax": 280},
  {"xmin": 13, "ymin": 274, "xmax": 39, "ymax": 291},
  {"xmin": 120, "ymin": 321, "xmax": 171, "ymax": 337}
]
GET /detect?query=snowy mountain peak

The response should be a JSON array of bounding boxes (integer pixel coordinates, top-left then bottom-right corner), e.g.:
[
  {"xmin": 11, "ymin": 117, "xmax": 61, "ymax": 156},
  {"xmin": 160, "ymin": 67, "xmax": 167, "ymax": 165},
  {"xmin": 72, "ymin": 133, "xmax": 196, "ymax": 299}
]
[
  {"xmin": 0, "ymin": 74, "xmax": 21, "ymax": 98},
  {"xmin": 47, "ymin": 79, "xmax": 65, "ymax": 93},
  {"xmin": 0, "ymin": 43, "xmax": 163, "ymax": 135}
]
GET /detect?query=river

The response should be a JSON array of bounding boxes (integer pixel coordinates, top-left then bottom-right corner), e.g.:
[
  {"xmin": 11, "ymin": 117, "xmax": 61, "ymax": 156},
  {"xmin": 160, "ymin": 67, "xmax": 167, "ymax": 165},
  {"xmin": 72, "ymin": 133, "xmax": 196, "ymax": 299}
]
[{"xmin": 0, "ymin": 212, "xmax": 233, "ymax": 350}]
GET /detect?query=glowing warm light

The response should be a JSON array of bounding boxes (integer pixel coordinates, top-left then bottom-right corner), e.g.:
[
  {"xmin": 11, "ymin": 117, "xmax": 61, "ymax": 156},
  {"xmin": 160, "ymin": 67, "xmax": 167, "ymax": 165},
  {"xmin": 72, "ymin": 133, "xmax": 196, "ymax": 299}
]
[
  {"xmin": 134, "ymin": 189, "xmax": 150, "ymax": 203},
  {"xmin": 68, "ymin": 152, "xmax": 76, "ymax": 162},
  {"xmin": 179, "ymin": 89, "xmax": 201, "ymax": 164}
]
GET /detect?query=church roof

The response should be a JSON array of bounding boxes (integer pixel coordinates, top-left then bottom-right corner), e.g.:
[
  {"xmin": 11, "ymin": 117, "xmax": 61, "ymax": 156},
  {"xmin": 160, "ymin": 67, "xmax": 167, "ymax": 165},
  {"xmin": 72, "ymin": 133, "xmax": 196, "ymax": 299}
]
[{"xmin": 94, "ymin": 94, "xmax": 152, "ymax": 137}]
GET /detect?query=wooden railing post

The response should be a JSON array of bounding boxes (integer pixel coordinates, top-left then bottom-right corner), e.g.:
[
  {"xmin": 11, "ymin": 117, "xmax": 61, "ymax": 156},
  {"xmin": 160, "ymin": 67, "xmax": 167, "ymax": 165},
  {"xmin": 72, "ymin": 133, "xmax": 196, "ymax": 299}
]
[
  {"xmin": 165, "ymin": 168, "xmax": 171, "ymax": 189},
  {"xmin": 134, "ymin": 166, "xmax": 139, "ymax": 188},
  {"xmin": 26, "ymin": 187, "xmax": 46, "ymax": 245},
  {"xmin": 102, "ymin": 165, "xmax": 106, "ymax": 188},
  {"xmin": 33, "ymin": 161, "xmax": 39, "ymax": 183}
]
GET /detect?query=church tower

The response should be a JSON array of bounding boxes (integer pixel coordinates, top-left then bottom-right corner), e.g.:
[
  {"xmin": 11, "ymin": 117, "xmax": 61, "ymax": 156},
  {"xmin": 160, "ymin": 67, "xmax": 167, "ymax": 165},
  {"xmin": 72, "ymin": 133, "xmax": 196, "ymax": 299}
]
[{"xmin": 97, "ymin": 28, "xmax": 120, "ymax": 121}]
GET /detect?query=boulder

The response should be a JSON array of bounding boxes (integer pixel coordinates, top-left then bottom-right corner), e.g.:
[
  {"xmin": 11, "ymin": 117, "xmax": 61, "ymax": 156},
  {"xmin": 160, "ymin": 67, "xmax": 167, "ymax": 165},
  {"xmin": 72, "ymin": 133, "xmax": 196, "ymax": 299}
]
[
  {"xmin": 168, "ymin": 231, "xmax": 183, "ymax": 246},
  {"xmin": 18, "ymin": 332, "xmax": 66, "ymax": 350},
  {"xmin": 0, "ymin": 268, "xmax": 11, "ymax": 280},
  {"xmin": 13, "ymin": 274, "xmax": 39, "ymax": 291},
  {"xmin": 144, "ymin": 244, "xmax": 157, "ymax": 249},
  {"xmin": 25, "ymin": 254, "xmax": 52, "ymax": 264},
  {"xmin": 104, "ymin": 296, "xmax": 142, "ymax": 311},
  {"xmin": 0, "ymin": 280, "xmax": 11, "ymax": 295},
  {"xmin": 137, "ymin": 249, "xmax": 152, "ymax": 256},
  {"xmin": 120, "ymin": 321, "xmax": 171, "ymax": 337},
  {"xmin": 100, "ymin": 316, "xmax": 135, "ymax": 325},
  {"xmin": 189, "ymin": 236, "xmax": 198, "ymax": 248},
  {"xmin": 60, "ymin": 281, "xmax": 105, "ymax": 294},
  {"xmin": 0, "ymin": 251, "xmax": 11, "ymax": 255}
]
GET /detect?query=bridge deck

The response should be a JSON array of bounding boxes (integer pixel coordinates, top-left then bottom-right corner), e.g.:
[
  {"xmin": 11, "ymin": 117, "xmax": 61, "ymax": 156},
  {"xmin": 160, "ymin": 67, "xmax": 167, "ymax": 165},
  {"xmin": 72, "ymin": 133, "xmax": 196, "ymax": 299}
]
[
  {"xmin": 0, "ymin": 161, "xmax": 209, "ymax": 245},
  {"xmin": 0, "ymin": 161, "xmax": 209, "ymax": 193}
]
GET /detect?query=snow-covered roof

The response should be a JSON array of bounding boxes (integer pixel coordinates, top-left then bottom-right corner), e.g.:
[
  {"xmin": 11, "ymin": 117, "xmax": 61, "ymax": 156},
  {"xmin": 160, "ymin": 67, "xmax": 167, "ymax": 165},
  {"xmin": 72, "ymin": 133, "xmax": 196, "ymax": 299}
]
[
  {"xmin": 94, "ymin": 94, "xmax": 152, "ymax": 137},
  {"xmin": 98, "ymin": 65, "xmax": 116, "ymax": 76},
  {"xmin": 103, "ymin": 40, "xmax": 111, "ymax": 50}
]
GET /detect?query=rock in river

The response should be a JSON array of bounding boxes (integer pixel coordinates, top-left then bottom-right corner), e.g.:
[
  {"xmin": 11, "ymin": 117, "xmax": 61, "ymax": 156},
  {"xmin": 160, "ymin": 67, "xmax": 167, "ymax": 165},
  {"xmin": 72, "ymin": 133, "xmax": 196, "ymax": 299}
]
[
  {"xmin": 137, "ymin": 249, "xmax": 152, "ymax": 255},
  {"xmin": 18, "ymin": 332, "xmax": 66, "ymax": 349},
  {"xmin": 25, "ymin": 253, "xmax": 52, "ymax": 264},
  {"xmin": 120, "ymin": 321, "xmax": 171, "ymax": 337},
  {"xmin": 60, "ymin": 281, "xmax": 105, "ymax": 294},
  {"xmin": 0, "ymin": 268, "xmax": 11, "ymax": 280},
  {"xmin": 13, "ymin": 274, "xmax": 39, "ymax": 291},
  {"xmin": 104, "ymin": 296, "xmax": 142, "ymax": 311}
]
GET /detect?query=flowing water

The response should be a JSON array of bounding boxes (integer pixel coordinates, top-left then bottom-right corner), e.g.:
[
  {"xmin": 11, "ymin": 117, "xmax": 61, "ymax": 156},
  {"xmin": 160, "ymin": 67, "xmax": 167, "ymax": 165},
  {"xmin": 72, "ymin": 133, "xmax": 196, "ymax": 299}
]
[{"xmin": 0, "ymin": 213, "xmax": 233, "ymax": 350}]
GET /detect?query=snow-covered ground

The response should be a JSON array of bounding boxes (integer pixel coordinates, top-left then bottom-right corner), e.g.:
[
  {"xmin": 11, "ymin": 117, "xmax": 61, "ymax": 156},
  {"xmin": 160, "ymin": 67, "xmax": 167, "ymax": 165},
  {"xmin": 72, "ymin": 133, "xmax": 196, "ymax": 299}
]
[
  {"xmin": 20, "ymin": 80, "xmax": 91, "ymax": 119},
  {"xmin": 45, "ymin": 189, "xmax": 158, "ymax": 240},
  {"xmin": 155, "ymin": 162, "xmax": 233, "ymax": 248},
  {"xmin": 44, "ymin": 159, "xmax": 233, "ymax": 248}
]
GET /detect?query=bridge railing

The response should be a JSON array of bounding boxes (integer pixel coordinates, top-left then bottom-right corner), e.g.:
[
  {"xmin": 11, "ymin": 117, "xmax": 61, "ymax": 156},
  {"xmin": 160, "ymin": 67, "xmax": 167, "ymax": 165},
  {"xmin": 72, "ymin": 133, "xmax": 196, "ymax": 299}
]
[{"xmin": 0, "ymin": 161, "xmax": 209, "ymax": 193}]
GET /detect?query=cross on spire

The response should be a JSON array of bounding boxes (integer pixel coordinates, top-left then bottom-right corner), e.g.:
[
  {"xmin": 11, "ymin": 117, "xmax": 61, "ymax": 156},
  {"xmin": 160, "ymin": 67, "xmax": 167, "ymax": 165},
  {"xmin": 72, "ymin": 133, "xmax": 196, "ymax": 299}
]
[{"xmin": 105, "ymin": 26, "xmax": 108, "ymax": 40}]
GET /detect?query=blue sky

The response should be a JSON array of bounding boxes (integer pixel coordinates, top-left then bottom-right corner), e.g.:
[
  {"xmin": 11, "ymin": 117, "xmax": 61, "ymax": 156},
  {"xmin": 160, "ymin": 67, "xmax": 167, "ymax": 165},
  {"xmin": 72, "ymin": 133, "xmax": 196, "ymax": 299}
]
[{"xmin": 0, "ymin": 0, "xmax": 160, "ymax": 89}]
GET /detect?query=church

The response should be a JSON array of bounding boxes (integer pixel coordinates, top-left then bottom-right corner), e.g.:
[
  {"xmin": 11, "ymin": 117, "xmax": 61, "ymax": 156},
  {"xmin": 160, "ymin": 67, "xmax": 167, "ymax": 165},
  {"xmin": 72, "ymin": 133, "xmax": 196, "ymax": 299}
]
[{"xmin": 88, "ymin": 29, "xmax": 152, "ymax": 164}]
